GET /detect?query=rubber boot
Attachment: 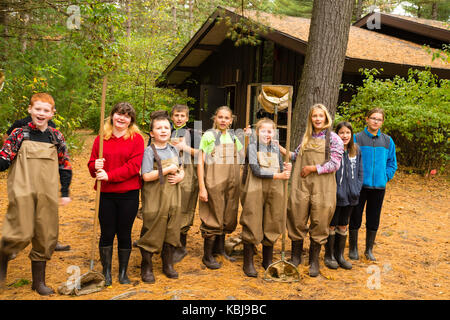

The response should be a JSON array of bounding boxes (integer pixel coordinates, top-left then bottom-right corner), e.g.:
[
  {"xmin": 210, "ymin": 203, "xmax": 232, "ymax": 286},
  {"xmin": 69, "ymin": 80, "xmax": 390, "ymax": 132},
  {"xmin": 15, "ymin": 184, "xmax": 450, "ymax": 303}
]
[
  {"xmin": 118, "ymin": 248, "xmax": 131, "ymax": 284},
  {"xmin": 348, "ymin": 229, "xmax": 359, "ymax": 260},
  {"xmin": 243, "ymin": 243, "xmax": 257, "ymax": 277},
  {"xmin": 161, "ymin": 243, "xmax": 178, "ymax": 279},
  {"xmin": 262, "ymin": 245, "xmax": 273, "ymax": 270},
  {"xmin": 173, "ymin": 233, "xmax": 188, "ymax": 263},
  {"xmin": 290, "ymin": 240, "xmax": 303, "ymax": 267},
  {"xmin": 202, "ymin": 237, "xmax": 221, "ymax": 269},
  {"xmin": 0, "ymin": 251, "xmax": 9, "ymax": 289},
  {"xmin": 324, "ymin": 232, "xmax": 339, "ymax": 269},
  {"xmin": 308, "ymin": 240, "xmax": 321, "ymax": 277},
  {"xmin": 365, "ymin": 230, "xmax": 377, "ymax": 261},
  {"xmin": 54, "ymin": 242, "xmax": 71, "ymax": 251},
  {"xmin": 31, "ymin": 261, "xmax": 54, "ymax": 296},
  {"xmin": 213, "ymin": 234, "xmax": 236, "ymax": 262},
  {"xmin": 334, "ymin": 231, "xmax": 352, "ymax": 269},
  {"xmin": 99, "ymin": 246, "xmax": 113, "ymax": 286},
  {"xmin": 139, "ymin": 248, "xmax": 155, "ymax": 283}
]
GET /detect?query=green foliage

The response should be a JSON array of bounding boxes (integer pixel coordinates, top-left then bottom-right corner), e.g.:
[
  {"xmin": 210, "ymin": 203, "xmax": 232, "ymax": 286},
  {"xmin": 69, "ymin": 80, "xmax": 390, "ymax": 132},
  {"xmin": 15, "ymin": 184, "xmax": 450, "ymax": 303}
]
[{"xmin": 338, "ymin": 68, "xmax": 450, "ymax": 171}]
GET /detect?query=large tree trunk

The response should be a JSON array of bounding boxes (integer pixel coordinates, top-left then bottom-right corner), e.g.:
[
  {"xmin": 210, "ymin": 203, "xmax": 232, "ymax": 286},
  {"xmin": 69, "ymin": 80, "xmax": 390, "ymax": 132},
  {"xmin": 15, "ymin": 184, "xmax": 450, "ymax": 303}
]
[
  {"xmin": 291, "ymin": 0, "xmax": 354, "ymax": 149},
  {"xmin": 431, "ymin": 2, "xmax": 438, "ymax": 20}
]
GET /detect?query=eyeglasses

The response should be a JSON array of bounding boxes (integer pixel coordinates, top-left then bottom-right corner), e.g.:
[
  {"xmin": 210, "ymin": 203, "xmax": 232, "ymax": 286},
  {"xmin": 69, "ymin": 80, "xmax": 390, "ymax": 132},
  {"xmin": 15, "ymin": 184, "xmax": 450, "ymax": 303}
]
[{"xmin": 369, "ymin": 117, "xmax": 383, "ymax": 123}]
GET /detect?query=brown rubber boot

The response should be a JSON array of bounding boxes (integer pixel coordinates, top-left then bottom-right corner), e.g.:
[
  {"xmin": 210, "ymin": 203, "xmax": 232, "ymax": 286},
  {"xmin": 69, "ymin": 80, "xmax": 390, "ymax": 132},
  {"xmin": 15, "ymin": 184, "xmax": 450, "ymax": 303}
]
[
  {"xmin": 31, "ymin": 261, "xmax": 55, "ymax": 296},
  {"xmin": 173, "ymin": 233, "xmax": 188, "ymax": 263},
  {"xmin": 161, "ymin": 243, "xmax": 178, "ymax": 279},
  {"xmin": 202, "ymin": 237, "xmax": 221, "ymax": 269},
  {"xmin": 308, "ymin": 240, "xmax": 321, "ymax": 277},
  {"xmin": 139, "ymin": 248, "xmax": 155, "ymax": 283},
  {"xmin": 243, "ymin": 243, "xmax": 257, "ymax": 277},
  {"xmin": 290, "ymin": 240, "xmax": 303, "ymax": 267},
  {"xmin": 262, "ymin": 245, "xmax": 273, "ymax": 270}
]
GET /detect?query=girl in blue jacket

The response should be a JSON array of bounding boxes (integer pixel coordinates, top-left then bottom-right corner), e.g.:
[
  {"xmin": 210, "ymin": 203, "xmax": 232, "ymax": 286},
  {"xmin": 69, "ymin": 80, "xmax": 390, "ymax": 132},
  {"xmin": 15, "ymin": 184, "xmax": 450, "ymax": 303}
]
[
  {"xmin": 349, "ymin": 108, "xmax": 397, "ymax": 261},
  {"xmin": 324, "ymin": 122, "xmax": 363, "ymax": 270}
]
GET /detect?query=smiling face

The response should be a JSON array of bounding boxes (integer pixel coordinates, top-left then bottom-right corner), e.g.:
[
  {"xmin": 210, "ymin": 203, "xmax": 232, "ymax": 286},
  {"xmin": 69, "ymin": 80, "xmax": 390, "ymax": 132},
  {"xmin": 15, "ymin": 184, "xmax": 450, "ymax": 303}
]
[
  {"xmin": 366, "ymin": 112, "xmax": 384, "ymax": 134},
  {"xmin": 171, "ymin": 110, "xmax": 188, "ymax": 128},
  {"xmin": 337, "ymin": 125, "xmax": 352, "ymax": 148},
  {"xmin": 112, "ymin": 112, "xmax": 132, "ymax": 132},
  {"xmin": 310, "ymin": 108, "xmax": 327, "ymax": 132},
  {"xmin": 214, "ymin": 109, "xmax": 233, "ymax": 132},
  {"xmin": 151, "ymin": 118, "xmax": 171, "ymax": 143},
  {"xmin": 258, "ymin": 122, "xmax": 276, "ymax": 144},
  {"xmin": 28, "ymin": 100, "xmax": 55, "ymax": 131}
]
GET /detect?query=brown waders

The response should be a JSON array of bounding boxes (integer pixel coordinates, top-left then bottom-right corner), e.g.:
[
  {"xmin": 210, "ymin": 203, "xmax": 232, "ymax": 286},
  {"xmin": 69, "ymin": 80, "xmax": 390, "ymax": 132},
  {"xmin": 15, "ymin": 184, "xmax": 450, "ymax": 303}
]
[
  {"xmin": 137, "ymin": 147, "xmax": 182, "ymax": 281},
  {"xmin": 199, "ymin": 135, "xmax": 240, "ymax": 269},
  {"xmin": 287, "ymin": 134, "xmax": 337, "ymax": 277},
  {"xmin": 173, "ymin": 147, "xmax": 198, "ymax": 263},
  {"xmin": 0, "ymin": 137, "xmax": 59, "ymax": 295},
  {"xmin": 240, "ymin": 150, "xmax": 284, "ymax": 277}
]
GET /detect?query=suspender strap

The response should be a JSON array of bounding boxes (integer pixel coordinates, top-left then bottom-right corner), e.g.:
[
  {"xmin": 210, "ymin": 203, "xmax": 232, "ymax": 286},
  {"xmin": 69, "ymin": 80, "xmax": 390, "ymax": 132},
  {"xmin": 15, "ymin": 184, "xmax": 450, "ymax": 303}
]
[{"xmin": 150, "ymin": 143, "xmax": 165, "ymax": 185}]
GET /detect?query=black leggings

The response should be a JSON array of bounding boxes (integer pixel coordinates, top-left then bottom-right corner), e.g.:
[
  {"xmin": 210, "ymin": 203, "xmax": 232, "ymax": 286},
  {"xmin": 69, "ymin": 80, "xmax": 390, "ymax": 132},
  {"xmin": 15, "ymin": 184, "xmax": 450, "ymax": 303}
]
[
  {"xmin": 98, "ymin": 190, "xmax": 139, "ymax": 249},
  {"xmin": 349, "ymin": 188, "xmax": 386, "ymax": 232},
  {"xmin": 330, "ymin": 205, "xmax": 354, "ymax": 227}
]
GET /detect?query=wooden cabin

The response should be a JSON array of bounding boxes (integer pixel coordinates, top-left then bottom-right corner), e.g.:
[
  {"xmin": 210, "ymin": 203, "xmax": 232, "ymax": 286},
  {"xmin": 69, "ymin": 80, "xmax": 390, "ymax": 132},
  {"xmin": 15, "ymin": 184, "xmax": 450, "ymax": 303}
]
[{"xmin": 156, "ymin": 7, "xmax": 450, "ymax": 130}]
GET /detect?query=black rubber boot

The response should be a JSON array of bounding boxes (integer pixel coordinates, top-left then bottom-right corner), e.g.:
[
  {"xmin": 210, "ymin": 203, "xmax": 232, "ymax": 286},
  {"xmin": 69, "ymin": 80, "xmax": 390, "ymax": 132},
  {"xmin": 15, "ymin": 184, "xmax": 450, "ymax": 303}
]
[
  {"xmin": 161, "ymin": 243, "xmax": 178, "ymax": 279},
  {"xmin": 290, "ymin": 240, "xmax": 303, "ymax": 267},
  {"xmin": 202, "ymin": 237, "xmax": 221, "ymax": 269},
  {"xmin": 0, "ymin": 250, "xmax": 9, "ymax": 288},
  {"xmin": 334, "ymin": 231, "xmax": 352, "ymax": 269},
  {"xmin": 139, "ymin": 248, "xmax": 155, "ymax": 283},
  {"xmin": 243, "ymin": 243, "xmax": 257, "ymax": 277},
  {"xmin": 99, "ymin": 246, "xmax": 113, "ymax": 286},
  {"xmin": 118, "ymin": 248, "xmax": 131, "ymax": 284},
  {"xmin": 308, "ymin": 240, "xmax": 321, "ymax": 277},
  {"xmin": 54, "ymin": 242, "xmax": 71, "ymax": 251},
  {"xmin": 173, "ymin": 233, "xmax": 188, "ymax": 263},
  {"xmin": 324, "ymin": 232, "xmax": 339, "ymax": 269},
  {"xmin": 262, "ymin": 245, "xmax": 273, "ymax": 270},
  {"xmin": 348, "ymin": 229, "xmax": 359, "ymax": 260},
  {"xmin": 31, "ymin": 261, "xmax": 54, "ymax": 296},
  {"xmin": 365, "ymin": 230, "xmax": 377, "ymax": 261},
  {"xmin": 213, "ymin": 234, "xmax": 236, "ymax": 262}
]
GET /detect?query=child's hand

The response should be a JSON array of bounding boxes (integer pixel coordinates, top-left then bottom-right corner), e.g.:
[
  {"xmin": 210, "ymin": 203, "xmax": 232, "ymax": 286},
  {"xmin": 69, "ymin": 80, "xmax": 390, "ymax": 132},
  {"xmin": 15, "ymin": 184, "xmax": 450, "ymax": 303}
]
[
  {"xmin": 283, "ymin": 162, "xmax": 292, "ymax": 172},
  {"xmin": 166, "ymin": 164, "xmax": 179, "ymax": 175},
  {"xmin": 167, "ymin": 173, "xmax": 181, "ymax": 184},
  {"xmin": 95, "ymin": 158, "xmax": 105, "ymax": 170},
  {"xmin": 60, "ymin": 197, "xmax": 72, "ymax": 206},
  {"xmin": 96, "ymin": 169, "xmax": 109, "ymax": 181},
  {"xmin": 199, "ymin": 187, "xmax": 208, "ymax": 202},
  {"xmin": 243, "ymin": 125, "xmax": 252, "ymax": 136},
  {"xmin": 173, "ymin": 137, "xmax": 187, "ymax": 151},
  {"xmin": 275, "ymin": 170, "xmax": 291, "ymax": 180},
  {"xmin": 300, "ymin": 165, "xmax": 316, "ymax": 178}
]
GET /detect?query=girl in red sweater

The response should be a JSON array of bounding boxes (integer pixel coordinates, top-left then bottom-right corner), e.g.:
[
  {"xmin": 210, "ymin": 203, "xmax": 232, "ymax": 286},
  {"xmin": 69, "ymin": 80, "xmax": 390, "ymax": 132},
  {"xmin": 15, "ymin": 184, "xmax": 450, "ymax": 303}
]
[{"xmin": 88, "ymin": 102, "xmax": 144, "ymax": 286}]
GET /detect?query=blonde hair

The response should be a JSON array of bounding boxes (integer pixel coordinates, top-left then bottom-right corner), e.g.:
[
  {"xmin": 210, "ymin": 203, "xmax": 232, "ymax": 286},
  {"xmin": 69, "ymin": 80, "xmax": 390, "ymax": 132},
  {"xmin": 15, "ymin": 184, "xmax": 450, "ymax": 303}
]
[
  {"xmin": 103, "ymin": 102, "xmax": 143, "ymax": 140},
  {"xmin": 212, "ymin": 106, "xmax": 235, "ymax": 130},
  {"xmin": 255, "ymin": 118, "xmax": 276, "ymax": 136},
  {"xmin": 299, "ymin": 103, "xmax": 333, "ymax": 155}
]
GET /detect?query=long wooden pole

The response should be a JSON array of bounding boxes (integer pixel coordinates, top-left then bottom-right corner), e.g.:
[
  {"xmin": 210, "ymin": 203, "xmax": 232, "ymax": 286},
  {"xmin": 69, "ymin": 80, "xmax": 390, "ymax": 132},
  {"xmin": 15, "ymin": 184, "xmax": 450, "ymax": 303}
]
[{"xmin": 90, "ymin": 76, "xmax": 107, "ymax": 271}]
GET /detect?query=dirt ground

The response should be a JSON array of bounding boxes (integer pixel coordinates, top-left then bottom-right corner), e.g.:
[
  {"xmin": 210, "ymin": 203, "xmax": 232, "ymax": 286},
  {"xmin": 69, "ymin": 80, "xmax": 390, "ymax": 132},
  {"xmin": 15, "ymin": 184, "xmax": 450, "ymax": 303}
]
[{"xmin": 0, "ymin": 130, "xmax": 448, "ymax": 300}]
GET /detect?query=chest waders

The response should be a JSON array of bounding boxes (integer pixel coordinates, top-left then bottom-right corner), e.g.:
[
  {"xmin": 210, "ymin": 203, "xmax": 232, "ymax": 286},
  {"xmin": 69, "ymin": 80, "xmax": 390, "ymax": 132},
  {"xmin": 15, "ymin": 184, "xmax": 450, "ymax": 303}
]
[
  {"xmin": 240, "ymin": 145, "xmax": 285, "ymax": 277},
  {"xmin": 0, "ymin": 127, "xmax": 59, "ymax": 294},
  {"xmin": 137, "ymin": 144, "xmax": 181, "ymax": 280},
  {"xmin": 287, "ymin": 132, "xmax": 336, "ymax": 277}
]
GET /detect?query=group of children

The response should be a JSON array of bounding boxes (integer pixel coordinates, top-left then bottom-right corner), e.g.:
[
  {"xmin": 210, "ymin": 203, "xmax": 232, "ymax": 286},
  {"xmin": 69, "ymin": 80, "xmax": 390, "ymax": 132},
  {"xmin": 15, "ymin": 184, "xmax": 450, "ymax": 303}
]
[{"xmin": 0, "ymin": 92, "xmax": 397, "ymax": 295}]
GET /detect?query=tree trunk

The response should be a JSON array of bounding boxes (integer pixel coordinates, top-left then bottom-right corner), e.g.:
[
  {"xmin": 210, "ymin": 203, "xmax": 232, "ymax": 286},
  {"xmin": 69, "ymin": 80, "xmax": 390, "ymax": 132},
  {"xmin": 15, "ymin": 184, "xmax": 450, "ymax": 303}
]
[
  {"xmin": 355, "ymin": 0, "xmax": 363, "ymax": 20},
  {"xmin": 431, "ymin": 2, "xmax": 438, "ymax": 20},
  {"xmin": 291, "ymin": 0, "xmax": 354, "ymax": 149}
]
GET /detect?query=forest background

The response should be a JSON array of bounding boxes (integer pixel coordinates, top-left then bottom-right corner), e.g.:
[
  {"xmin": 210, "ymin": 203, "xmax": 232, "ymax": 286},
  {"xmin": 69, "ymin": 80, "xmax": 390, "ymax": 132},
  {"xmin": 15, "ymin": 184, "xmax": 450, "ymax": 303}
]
[{"xmin": 0, "ymin": 0, "xmax": 448, "ymax": 172}]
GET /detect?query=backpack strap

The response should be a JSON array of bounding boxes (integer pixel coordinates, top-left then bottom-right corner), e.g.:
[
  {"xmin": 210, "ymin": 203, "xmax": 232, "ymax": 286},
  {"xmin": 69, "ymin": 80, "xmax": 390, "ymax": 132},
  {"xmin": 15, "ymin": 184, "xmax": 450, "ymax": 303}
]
[{"xmin": 150, "ymin": 144, "xmax": 165, "ymax": 185}]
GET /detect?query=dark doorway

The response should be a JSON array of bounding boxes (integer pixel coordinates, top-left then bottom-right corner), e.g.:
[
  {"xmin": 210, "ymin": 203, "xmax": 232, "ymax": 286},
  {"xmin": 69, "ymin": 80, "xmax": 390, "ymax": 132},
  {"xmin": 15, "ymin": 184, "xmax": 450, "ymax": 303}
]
[{"xmin": 199, "ymin": 85, "xmax": 226, "ymax": 131}]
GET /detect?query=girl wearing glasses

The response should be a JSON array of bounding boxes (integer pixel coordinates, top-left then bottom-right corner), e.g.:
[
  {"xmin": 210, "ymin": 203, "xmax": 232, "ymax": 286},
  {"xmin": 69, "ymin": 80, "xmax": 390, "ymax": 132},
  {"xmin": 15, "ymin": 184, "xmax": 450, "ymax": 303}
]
[{"xmin": 349, "ymin": 108, "xmax": 397, "ymax": 261}]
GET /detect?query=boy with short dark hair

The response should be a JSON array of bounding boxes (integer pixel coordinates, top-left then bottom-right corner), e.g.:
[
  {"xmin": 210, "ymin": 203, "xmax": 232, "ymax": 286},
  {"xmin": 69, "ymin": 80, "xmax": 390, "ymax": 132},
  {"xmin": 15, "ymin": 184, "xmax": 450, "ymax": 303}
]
[
  {"xmin": 0, "ymin": 93, "xmax": 72, "ymax": 295},
  {"xmin": 168, "ymin": 104, "xmax": 200, "ymax": 263}
]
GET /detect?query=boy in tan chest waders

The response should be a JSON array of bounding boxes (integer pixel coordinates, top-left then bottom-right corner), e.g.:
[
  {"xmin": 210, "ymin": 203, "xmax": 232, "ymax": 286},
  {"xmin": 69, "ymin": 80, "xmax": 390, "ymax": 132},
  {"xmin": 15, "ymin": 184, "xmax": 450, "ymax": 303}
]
[
  {"xmin": 167, "ymin": 104, "xmax": 200, "ymax": 263},
  {"xmin": 137, "ymin": 111, "xmax": 184, "ymax": 283},
  {"xmin": 286, "ymin": 104, "xmax": 343, "ymax": 277},
  {"xmin": 240, "ymin": 118, "xmax": 292, "ymax": 277},
  {"xmin": 0, "ymin": 93, "xmax": 72, "ymax": 295}
]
